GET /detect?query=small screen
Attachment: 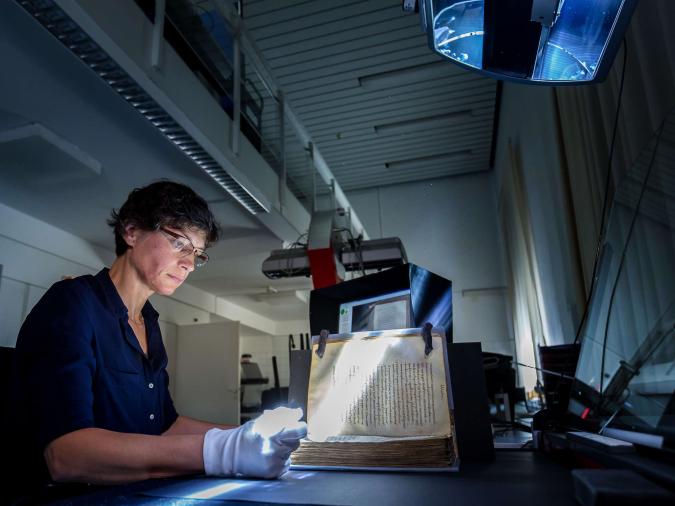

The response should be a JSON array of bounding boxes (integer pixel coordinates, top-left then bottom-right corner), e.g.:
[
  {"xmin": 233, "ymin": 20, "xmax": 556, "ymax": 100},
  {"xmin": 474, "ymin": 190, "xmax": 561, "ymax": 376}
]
[{"xmin": 338, "ymin": 290, "xmax": 411, "ymax": 333}]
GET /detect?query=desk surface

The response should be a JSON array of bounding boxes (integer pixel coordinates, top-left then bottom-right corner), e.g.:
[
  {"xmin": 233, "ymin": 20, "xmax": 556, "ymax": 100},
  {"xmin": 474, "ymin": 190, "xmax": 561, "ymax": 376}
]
[{"xmin": 52, "ymin": 451, "xmax": 576, "ymax": 506}]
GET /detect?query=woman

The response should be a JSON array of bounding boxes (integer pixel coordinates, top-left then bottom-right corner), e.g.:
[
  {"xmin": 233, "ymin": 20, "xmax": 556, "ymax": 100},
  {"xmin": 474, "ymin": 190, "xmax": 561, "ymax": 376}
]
[{"xmin": 9, "ymin": 181, "xmax": 305, "ymax": 495}]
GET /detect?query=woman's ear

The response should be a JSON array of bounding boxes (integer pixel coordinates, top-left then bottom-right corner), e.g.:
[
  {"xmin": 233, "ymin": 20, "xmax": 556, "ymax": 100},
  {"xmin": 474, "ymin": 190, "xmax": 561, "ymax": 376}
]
[{"xmin": 122, "ymin": 224, "xmax": 140, "ymax": 248}]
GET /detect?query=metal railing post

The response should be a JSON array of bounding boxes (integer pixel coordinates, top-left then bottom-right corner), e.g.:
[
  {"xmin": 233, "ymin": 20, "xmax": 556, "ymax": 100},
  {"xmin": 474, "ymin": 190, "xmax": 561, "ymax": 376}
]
[
  {"xmin": 308, "ymin": 142, "xmax": 316, "ymax": 212},
  {"xmin": 231, "ymin": 23, "xmax": 242, "ymax": 156},
  {"xmin": 278, "ymin": 91, "xmax": 286, "ymax": 210},
  {"xmin": 331, "ymin": 179, "xmax": 336, "ymax": 211},
  {"xmin": 151, "ymin": 0, "xmax": 166, "ymax": 71}
]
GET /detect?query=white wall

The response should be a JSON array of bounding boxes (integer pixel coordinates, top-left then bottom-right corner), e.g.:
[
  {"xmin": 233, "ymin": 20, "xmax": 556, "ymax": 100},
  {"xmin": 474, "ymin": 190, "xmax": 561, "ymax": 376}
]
[
  {"xmin": 0, "ymin": 202, "xmax": 110, "ymax": 347},
  {"xmin": 158, "ymin": 320, "xmax": 178, "ymax": 398},
  {"xmin": 175, "ymin": 321, "xmax": 240, "ymax": 424},
  {"xmin": 347, "ymin": 172, "xmax": 513, "ymax": 356},
  {"xmin": 492, "ymin": 84, "xmax": 585, "ymax": 348},
  {"xmin": 239, "ymin": 333, "xmax": 296, "ymax": 388},
  {"xmin": 490, "ymin": 84, "xmax": 588, "ymax": 389}
]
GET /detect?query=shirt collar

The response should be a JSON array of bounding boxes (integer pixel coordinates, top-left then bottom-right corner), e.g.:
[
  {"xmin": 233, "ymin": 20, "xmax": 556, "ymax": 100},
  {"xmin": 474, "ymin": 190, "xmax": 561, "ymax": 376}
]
[{"xmin": 95, "ymin": 268, "xmax": 159, "ymax": 321}]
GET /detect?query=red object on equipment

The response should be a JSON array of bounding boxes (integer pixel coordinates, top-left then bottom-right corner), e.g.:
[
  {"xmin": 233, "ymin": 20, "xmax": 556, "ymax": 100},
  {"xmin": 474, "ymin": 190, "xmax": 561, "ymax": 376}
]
[
  {"xmin": 306, "ymin": 210, "xmax": 344, "ymax": 289},
  {"xmin": 307, "ymin": 247, "xmax": 342, "ymax": 289}
]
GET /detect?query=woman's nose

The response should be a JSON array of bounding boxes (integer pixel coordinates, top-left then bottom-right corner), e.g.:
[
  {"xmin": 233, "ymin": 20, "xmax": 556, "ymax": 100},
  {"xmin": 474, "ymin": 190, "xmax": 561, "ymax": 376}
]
[{"xmin": 178, "ymin": 254, "xmax": 196, "ymax": 272}]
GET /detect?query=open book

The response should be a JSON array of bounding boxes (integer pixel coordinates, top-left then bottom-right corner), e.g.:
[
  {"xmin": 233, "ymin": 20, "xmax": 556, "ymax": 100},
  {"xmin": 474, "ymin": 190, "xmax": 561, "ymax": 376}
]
[{"xmin": 290, "ymin": 328, "xmax": 459, "ymax": 471}]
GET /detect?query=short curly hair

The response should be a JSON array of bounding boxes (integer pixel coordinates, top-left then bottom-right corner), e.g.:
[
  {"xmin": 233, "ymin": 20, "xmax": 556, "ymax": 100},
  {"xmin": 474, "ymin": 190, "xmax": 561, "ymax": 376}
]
[{"xmin": 108, "ymin": 180, "xmax": 221, "ymax": 256}]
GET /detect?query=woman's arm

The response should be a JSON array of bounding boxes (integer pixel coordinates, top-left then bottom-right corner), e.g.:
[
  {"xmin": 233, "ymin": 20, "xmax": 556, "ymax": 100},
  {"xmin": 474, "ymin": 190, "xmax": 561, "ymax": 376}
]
[
  {"xmin": 44, "ymin": 427, "xmax": 204, "ymax": 484},
  {"xmin": 163, "ymin": 415, "xmax": 236, "ymax": 436},
  {"xmin": 45, "ymin": 415, "xmax": 237, "ymax": 484}
]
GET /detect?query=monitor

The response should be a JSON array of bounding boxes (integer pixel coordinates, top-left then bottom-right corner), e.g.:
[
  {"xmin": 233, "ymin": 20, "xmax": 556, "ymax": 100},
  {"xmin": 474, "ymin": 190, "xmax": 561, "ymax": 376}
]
[
  {"xmin": 309, "ymin": 263, "xmax": 453, "ymax": 342},
  {"xmin": 338, "ymin": 289, "xmax": 411, "ymax": 333}
]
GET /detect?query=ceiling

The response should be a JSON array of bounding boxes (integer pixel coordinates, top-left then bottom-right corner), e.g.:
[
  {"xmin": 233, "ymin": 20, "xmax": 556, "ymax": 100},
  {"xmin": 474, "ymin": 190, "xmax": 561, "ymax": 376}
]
[
  {"xmin": 242, "ymin": 0, "xmax": 497, "ymax": 195},
  {"xmin": 0, "ymin": 0, "xmax": 497, "ymax": 326}
]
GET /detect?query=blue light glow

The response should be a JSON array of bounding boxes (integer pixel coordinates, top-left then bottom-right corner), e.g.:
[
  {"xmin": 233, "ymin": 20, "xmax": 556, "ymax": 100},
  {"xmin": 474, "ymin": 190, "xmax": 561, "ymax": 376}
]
[
  {"xmin": 184, "ymin": 480, "xmax": 250, "ymax": 499},
  {"xmin": 534, "ymin": 0, "xmax": 627, "ymax": 82},
  {"xmin": 433, "ymin": 1, "xmax": 484, "ymax": 70}
]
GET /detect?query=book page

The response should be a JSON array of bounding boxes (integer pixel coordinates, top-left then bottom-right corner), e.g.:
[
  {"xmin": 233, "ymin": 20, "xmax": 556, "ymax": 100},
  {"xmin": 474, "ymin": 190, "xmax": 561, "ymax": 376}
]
[
  {"xmin": 307, "ymin": 330, "xmax": 451, "ymax": 441},
  {"xmin": 372, "ymin": 300, "xmax": 408, "ymax": 330}
]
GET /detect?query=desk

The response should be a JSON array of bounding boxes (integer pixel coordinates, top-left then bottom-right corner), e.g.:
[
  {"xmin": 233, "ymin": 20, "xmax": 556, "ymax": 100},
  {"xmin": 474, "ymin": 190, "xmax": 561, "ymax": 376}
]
[{"xmin": 50, "ymin": 451, "xmax": 577, "ymax": 506}]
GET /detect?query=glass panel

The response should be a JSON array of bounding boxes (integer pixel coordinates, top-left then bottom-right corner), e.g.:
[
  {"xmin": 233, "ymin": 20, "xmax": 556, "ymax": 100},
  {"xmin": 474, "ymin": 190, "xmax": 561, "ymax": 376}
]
[
  {"xmin": 283, "ymin": 113, "xmax": 312, "ymax": 212},
  {"xmin": 243, "ymin": 56, "xmax": 281, "ymax": 174},
  {"xmin": 164, "ymin": 0, "xmax": 235, "ymax": 106},
  {"xmin": 571, "ymin": 110, "xmax": 675, "ymax": 438}
]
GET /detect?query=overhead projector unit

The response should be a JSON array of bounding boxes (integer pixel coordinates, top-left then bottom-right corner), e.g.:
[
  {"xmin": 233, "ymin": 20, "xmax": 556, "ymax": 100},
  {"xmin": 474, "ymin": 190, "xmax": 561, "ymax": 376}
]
[{"xmin": 262, "ymin": 237, "xmax": 408, "ymax": 281}]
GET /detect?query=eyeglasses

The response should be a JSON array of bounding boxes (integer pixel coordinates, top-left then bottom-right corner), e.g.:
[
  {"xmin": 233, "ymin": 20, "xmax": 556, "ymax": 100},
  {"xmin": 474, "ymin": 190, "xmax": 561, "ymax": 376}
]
[{"xmin": 159, "ymin": 227, "xmax": 209, "ymax": 268}]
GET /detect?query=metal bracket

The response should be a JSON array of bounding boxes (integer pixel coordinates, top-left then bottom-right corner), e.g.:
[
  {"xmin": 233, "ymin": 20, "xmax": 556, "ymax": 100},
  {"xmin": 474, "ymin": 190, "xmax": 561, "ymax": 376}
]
[
  {"xmin": 316, "ymin": 329, "xmax": 329, "ymax": 358},
  {"xmin": 422, "ymin": 322, "xmax": 434, "ymax": 356}
]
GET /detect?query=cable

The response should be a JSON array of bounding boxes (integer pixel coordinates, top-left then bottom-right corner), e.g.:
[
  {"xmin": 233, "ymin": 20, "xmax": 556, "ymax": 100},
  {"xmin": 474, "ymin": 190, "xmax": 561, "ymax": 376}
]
[
  {"xmin": 597, "ymin": 117, "xmax": 668, "ymax": 398},
  {"xmin": 282, "ymin": 232, "xmax": 308, "ymax": 277},
  {"xmin": 574, "ymin": 38, "xmax": 629, "ymax": 345},
  {"xmin": 514, "ymin": 361, "xmax": 577, "ymax": 382},
  {"xmin": 285, "ymin": 232, "xmax": 307, "ymax": 249},
  {"xmin": 335, "ymin": 227, "xmax": 366, "ymax": 277}
]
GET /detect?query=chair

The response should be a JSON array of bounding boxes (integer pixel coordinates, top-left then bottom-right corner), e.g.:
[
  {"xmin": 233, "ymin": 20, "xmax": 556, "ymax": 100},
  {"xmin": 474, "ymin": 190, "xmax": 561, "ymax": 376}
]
[
  {"xmin": 260, "ymin": 356, "xmax": 289, "ymax": 411},
  {"xmin": 240, "ymin": 358, "xmax": 269, "ymax": 423},
  {"xmin": 0, "ymin": 346, "xmax": 15, "ymax": 423},
  {"xmin": 1, "ymin": 346, "xmax": 16, "ymax": 503}
]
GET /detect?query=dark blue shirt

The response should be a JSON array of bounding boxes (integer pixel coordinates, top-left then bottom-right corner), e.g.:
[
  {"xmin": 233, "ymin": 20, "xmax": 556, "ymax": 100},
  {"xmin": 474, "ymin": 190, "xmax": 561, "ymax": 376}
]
[{"xmin": 9, "ymin": 268, "xmax": 178, "ymax": 483}]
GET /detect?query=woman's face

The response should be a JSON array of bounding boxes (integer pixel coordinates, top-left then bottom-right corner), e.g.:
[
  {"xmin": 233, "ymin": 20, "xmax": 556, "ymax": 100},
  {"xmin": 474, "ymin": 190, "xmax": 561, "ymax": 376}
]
[{"xmin": 124, "ymin": 225, "xmax": 207, "ymax": 295}]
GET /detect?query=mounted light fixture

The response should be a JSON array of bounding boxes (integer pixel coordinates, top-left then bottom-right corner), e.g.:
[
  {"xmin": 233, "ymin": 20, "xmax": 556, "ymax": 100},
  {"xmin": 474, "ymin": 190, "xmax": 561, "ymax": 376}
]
[
  {"xmin": 374, "ymin": 110, "xmax": 474, "ymax": 135},
  {"xmin": 385, "ymin": 150, "xmax": 473, "ymax": 170},
  {"xmin": 413, "ymin": 0, "xmax": 639, "ymax": 84}
]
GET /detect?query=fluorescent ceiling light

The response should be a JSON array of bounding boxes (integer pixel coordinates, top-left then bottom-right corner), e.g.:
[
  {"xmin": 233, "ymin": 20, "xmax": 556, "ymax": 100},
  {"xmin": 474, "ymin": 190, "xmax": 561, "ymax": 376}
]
[
  {"xmin": 358, "ymin": 61, "xmax": 454, "ymax": 89},
  {"xmin": 374, "ymin": 110, "xmax": 474, "ymax": 135},
  {"xmin": 385, "ymin": 150, "xmax": 472, "ymax": 170}
]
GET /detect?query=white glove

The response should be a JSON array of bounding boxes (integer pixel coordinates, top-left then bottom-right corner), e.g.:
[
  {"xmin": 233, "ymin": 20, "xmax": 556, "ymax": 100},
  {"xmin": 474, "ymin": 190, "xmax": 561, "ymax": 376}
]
[{"xmin": 203, "ymin": 407, "xmax": 307, "ymax": 479}]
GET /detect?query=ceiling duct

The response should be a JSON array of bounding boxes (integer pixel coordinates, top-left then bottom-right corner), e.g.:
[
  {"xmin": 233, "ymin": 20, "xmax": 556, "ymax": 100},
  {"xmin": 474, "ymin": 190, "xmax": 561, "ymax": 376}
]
[{"xmin": 15, "ymin": 0, "xmax": 268, "ymax": 215}]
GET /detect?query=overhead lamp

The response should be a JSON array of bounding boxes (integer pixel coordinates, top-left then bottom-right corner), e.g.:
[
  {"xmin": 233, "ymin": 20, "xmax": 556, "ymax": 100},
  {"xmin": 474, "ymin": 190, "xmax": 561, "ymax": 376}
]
[
  {"xmin": 358, "ymin": 61, "xmax": 454, "ymax": 89},
  {"xmin": 385, "ymin": 150, "xmax": 472, "ymax": 170},
  {"xmin": 411, "ymin": 0, "xmax": 639, "ymax": 84},
  {"xmin": 374, "ymin": 110, "xmax": 474, "ymax": 135}
]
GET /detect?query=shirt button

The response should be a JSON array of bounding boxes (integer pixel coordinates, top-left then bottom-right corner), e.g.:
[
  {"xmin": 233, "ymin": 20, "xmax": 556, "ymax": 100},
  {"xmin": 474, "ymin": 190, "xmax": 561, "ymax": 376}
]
[
  {"xmin": 148, "ymin": 382, "xmax": 154, "ymax": 389},
  {"xmin": 149, "ymin": 414, "xmax": 155, "ymax": 420}
]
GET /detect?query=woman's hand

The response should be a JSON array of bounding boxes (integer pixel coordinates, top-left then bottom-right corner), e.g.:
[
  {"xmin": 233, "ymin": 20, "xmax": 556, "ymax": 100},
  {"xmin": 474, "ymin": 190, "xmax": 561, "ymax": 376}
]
[{"xmin": 202, "ymin": 407, "xmax": 307, "ymax": 479}]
